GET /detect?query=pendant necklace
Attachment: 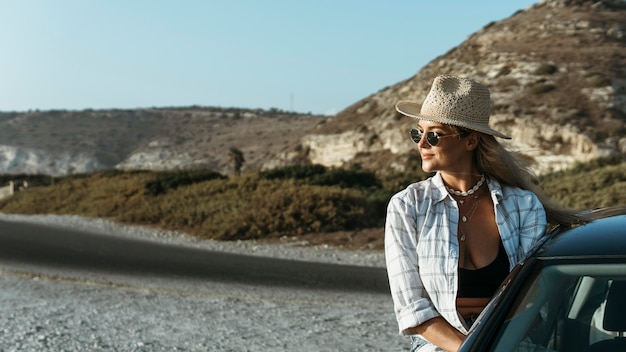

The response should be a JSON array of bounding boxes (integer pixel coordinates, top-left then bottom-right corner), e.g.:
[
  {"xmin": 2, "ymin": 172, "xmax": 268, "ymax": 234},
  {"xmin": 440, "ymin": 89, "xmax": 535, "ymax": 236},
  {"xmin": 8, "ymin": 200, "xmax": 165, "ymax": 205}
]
[
  {"xmin": 458, "ymin": 197, "xmax": 481, "ymax": 241},
  {"xmin": 460, "ymin": 195, "xmax": 480, "ymax": 223},
  {"xmin": 446, "ymin": 174, "xmax": 486, "ymax": 242}
]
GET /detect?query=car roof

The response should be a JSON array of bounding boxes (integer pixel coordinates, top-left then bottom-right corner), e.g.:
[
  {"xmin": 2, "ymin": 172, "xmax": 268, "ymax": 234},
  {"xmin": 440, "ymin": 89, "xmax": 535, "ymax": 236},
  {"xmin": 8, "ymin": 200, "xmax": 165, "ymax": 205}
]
[{"xmin": 535, "ymin": 206, "xmax": 626, "ymax": 259}]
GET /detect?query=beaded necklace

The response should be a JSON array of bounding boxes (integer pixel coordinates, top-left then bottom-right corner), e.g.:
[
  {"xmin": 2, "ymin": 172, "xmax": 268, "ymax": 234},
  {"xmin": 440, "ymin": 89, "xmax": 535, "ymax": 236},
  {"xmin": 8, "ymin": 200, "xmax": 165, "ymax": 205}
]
[{"xmin": 446, "ymin": 174, "xmax": 485, "ymax": 197}]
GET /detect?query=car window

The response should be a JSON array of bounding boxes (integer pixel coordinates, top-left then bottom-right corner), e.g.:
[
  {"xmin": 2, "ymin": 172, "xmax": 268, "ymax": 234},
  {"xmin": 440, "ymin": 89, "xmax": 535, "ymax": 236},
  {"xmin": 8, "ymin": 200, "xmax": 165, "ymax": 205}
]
[{"xmin": 490, "ymin": 263, "xmax": 626, "ymax": 352}]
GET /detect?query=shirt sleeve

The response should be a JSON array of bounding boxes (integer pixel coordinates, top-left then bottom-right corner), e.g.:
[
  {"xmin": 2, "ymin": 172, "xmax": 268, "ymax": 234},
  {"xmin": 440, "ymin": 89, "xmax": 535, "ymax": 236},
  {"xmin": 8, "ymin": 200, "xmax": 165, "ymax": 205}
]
[
  {"xmin": 504, "ymin": 191, "xmax": 547, "ymax": 264},
  {"xmin": 516, "ymin": 192, "xmax": 548, "ymax": 259},
  {"xmin": 385, "ymin": 194, "xmax": 440, "ymax": 335}
]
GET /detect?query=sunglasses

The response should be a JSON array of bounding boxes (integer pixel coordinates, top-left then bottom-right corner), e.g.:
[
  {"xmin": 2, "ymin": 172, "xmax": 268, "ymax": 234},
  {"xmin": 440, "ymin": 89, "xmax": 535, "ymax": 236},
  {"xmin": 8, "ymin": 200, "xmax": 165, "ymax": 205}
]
[{"xmin": 410, "ymin": 128, "xmax": 468, "ymax": 147}]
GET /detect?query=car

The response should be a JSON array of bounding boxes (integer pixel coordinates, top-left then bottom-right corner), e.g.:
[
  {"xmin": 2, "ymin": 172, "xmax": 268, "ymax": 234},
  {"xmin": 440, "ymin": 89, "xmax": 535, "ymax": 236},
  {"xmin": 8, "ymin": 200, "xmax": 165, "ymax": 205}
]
[{"xmin": 459, "ymin": 206, "xmax": 626, "ymax": 352}]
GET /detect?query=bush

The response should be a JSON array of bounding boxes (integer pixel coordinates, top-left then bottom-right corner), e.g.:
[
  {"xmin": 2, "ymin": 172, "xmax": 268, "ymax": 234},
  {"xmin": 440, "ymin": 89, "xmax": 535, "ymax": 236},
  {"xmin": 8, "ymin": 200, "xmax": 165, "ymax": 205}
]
[
  {"xmin": 203, "ymin": 183, "xmax": 381, "ymax": 240},
  {"xmin": 540, "ymin": 159, "xmax": 626, "ymax": 209},
  {"xmin": 308, "ymin": 167, "xmax": 381, "ymax": 189},
  {"xmin": 259, "ymin": 164, "xmax": 326, "ymax": 180},
  {"xmin": 0, "ymin": 174, "xmax": 53, "ymax": 188},
  {"xmin": 120, "ymin": 176, "xmax": 385, "ymax": 241},
  {"xmin": 260, "ymin": 164, "xmax": 381, "ymax": 189},
  {"xmin": 145, "ymin": 170, "xmax": 226, "ymax": 196},
  {"xmin": 2, "ymin": 160, "xmax": 624, "ymax": 245}
]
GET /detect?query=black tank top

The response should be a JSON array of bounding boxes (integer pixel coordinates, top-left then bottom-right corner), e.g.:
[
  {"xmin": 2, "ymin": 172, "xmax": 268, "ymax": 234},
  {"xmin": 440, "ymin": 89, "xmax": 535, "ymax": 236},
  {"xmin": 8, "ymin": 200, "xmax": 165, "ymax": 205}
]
[{"xmin": 457, "ymin": 241, "xmax": 509, "ymax": 298}]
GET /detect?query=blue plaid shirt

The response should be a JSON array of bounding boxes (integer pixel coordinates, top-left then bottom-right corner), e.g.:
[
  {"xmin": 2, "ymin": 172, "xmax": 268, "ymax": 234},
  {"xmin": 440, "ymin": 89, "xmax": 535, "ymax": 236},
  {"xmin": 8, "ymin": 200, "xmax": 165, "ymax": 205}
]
[{"xmin": 385, "ymin": 172, "xmax": 547, "ymax": 336}]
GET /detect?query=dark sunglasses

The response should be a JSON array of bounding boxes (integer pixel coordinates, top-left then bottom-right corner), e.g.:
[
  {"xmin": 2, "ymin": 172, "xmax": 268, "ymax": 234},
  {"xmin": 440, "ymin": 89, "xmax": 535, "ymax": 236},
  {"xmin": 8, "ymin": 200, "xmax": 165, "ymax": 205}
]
[{"xmin": 410, "ymin": 128, "xmax": 468, "ymax": 146}]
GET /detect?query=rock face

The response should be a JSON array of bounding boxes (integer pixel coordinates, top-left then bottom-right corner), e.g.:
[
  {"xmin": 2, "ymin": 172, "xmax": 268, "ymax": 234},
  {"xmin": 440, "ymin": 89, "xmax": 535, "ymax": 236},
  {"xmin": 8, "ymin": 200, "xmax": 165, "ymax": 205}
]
[
  {"xmin": 0, "ymin": 108, "xmax": 323, "ymax": 176},
  {"xmin": 0, "ymin": 0, "xmax": 624, "ymax": 177},
  {"xmin": 292, "ymin": 0, "xmax": 626, "ymax": 175}
]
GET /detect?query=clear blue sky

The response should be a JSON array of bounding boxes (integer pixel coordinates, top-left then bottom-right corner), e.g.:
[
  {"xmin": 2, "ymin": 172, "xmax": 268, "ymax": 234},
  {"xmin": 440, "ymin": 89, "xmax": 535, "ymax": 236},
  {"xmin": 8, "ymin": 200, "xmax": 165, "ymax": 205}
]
[{"xmin": 0, "ymin": 0, "xmax": 538, "ymax": 116}]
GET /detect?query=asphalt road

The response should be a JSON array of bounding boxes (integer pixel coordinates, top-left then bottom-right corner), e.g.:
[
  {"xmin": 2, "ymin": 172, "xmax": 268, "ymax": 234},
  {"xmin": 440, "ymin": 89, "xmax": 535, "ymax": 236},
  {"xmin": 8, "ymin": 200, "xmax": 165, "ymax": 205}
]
[{"xmin": 0, "ymin": 219, "xmax": 389, "ymax": 293}]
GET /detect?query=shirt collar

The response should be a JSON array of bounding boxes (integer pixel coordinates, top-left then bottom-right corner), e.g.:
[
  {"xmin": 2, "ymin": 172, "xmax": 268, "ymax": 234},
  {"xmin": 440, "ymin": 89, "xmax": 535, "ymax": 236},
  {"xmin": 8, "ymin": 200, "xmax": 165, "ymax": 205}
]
[
  {"xmin": 486, "ymin": 175, "xmax": 504, "ymax": 204},
  {"xmin": 431, "ymin": 172, "xmax": 451, "ymax": 204}
]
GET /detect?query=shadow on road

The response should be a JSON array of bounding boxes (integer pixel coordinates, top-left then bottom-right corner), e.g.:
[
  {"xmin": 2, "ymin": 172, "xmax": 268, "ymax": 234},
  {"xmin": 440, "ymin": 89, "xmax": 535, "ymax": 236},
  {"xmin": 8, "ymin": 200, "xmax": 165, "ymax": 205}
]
[{"xmin": 0, "ymin": 219, "xmax": 389, "ymax": 293}]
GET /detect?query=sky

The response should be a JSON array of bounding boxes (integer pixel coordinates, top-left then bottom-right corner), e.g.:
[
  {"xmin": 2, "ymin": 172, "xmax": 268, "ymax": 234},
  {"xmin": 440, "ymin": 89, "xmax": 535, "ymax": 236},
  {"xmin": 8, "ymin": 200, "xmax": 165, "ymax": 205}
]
[{"xmin": 0, "ymin": 0, "xmax": 539, "ymax": 116}]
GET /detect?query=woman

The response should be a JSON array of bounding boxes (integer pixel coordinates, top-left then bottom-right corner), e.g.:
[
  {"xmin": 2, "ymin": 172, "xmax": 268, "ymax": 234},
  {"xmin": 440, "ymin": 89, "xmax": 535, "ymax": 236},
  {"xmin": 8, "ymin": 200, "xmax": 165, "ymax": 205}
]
[{"xmin": 385, "ymin": 75, "xmax": 579, "ymax": 351}]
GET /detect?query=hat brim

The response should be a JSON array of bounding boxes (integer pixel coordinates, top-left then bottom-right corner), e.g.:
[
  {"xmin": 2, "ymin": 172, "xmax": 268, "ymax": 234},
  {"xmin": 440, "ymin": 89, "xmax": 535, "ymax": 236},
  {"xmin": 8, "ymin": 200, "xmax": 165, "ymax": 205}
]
[{"xmin": 396, "ymin": 101, "xmax": 511, "ymax": 139}]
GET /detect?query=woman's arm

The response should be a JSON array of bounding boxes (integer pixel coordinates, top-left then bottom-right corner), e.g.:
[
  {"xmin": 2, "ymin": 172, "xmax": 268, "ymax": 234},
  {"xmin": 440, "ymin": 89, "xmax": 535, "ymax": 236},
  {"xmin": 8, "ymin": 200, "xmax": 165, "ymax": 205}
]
[
  {"xmin": 386, "ymin": 192, "xmax": 466, "ymax": 351},
  {"xmin": 385, "ymin": 195, "xmax": 443, "ymax": 332},
  {"xmin": 405, "ymin": 317, "xmax": 466, "ymax": 352}
]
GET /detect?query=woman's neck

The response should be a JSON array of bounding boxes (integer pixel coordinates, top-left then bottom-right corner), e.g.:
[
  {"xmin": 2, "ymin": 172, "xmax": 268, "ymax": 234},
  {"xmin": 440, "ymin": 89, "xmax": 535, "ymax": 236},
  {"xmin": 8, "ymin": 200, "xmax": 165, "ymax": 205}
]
[{"xmin": 441, "ymin": 171, "xmax": 483, "ymax": 194}]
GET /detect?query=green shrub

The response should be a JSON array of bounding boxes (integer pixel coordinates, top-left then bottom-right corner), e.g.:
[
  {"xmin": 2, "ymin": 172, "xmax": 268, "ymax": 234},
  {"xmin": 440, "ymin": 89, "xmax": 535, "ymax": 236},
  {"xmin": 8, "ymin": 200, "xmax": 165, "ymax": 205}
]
[
  {"xmin": 259, "ymin": 164, "xmax": 327, "ymax": 180},
  {"xmin": 308, "ymin": 167, "xmax": 381, "ymax": 189},
  {"xmin": 260, "ymin": 164, "xmax": 381, "ymax": 189},
  {"xmin": 2, "ymin": 160, "xmax": 625, "ymax": 245},
  {"xmin": 540, "ymin": 159, "xmax": 626, "ymax": 209},
  {"xmin": 203, "ymin": 183, "xmax": 381, "ymax": 240},
  {"xmin": 0, "ymin": 174, "xmax": 53, "ymax": 187},
  {"xmin": 145, "ymin": 169, "xmax": 226, "ymax": 196},
  {"xmin": 121, "ymin": 176, "xmax": 384, "ymax": 241}
]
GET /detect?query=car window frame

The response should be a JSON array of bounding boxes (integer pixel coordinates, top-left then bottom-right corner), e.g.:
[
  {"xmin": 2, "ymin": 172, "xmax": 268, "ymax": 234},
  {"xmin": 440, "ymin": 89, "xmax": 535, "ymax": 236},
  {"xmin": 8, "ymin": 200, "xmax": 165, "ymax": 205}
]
[{"xmin": 463, "ymin": 259, "xmax": 626, "ymax": 352}]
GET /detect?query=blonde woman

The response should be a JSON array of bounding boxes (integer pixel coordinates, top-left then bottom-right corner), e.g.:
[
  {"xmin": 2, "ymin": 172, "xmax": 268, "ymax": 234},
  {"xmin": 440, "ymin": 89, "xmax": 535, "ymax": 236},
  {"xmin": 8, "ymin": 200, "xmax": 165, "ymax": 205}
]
[{"xmin": 385, "ymin": 75, "xmax": 578, "ymax": 351}]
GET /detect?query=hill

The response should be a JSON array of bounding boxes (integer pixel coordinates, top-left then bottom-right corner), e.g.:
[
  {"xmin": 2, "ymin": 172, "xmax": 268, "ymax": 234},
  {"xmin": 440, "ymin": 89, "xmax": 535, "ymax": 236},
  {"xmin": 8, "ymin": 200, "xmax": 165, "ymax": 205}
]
[
  {"xmin": 0, "ymin": 107, "xmax": 324, "ymax": 176},
  {"xmin": 283, "ymin": 0, "xmax": 626, "ymax": 175},
  {"xmin": 0, "ymin": 0, "xmax": 625, "ymax": 177}
]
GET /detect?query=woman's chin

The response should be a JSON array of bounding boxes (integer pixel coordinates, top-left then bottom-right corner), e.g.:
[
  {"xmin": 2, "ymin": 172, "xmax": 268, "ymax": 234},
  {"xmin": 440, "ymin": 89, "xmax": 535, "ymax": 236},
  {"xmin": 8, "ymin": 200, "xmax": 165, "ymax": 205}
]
[{"xmin": 420, "ymin": 163, "xmax": 436, "ymax": 173}]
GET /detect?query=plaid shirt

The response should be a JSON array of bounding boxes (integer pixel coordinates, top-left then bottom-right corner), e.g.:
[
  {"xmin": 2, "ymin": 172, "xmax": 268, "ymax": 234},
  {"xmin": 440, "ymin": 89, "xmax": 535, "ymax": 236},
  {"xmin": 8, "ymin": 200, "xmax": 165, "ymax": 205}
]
[{"xmin": 385, "ymin": 172, "xmax": 547, "ymax": 336}]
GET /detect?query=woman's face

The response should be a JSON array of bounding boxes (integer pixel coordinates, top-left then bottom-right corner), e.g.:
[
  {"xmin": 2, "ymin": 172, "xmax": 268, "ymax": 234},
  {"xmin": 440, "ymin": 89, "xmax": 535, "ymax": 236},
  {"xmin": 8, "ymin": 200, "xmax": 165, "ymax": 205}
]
[{"xmin": 415, "ymin": 120, "xmax": 473, "ymax": 173}]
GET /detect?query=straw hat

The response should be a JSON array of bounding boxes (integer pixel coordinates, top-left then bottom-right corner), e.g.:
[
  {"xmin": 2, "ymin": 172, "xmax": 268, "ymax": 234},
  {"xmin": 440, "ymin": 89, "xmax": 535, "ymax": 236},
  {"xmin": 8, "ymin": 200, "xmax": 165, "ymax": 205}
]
[{"xmin": 395, "ymin": 75, "xmax": 511, "ymax": 139}]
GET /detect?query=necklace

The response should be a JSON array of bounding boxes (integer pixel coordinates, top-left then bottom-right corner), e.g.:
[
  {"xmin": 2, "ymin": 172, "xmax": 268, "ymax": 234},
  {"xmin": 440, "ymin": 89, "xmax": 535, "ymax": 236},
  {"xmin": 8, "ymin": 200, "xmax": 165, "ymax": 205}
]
[
  {"xmin": 459, "ymin": 195, "xmax": 480, "ymax": 223},
  {"xmin": 458, "ymin": 196, "xmax": 481, "ymax": 241},
  {"xmin": 446, "ymin": 174, "xmax": 485, "ymax": 197}
]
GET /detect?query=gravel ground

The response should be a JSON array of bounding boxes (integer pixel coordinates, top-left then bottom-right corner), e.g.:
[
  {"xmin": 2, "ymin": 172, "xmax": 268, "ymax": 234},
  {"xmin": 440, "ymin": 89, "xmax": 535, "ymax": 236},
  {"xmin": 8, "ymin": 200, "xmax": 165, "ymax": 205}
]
[{"xmin": 0, "ymin": 214, "xmax": 406, "ymax": 352}]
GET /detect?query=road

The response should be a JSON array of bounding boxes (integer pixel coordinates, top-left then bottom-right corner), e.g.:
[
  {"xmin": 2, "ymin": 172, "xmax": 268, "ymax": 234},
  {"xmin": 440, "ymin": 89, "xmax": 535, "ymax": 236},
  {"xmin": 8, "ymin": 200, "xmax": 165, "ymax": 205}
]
[
  {"xmin": 0, "ymin": 219, "xmax": 389, "ymax": 293},
  {"xmin": 0, "ymin": 218, "xmax": 404, "ymax": 351}
]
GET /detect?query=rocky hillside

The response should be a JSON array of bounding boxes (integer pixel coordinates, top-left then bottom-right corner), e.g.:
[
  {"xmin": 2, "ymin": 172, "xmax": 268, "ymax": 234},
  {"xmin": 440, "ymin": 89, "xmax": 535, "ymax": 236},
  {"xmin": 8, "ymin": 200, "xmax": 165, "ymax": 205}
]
[
  {"xmin": 0, "ymin": 0, "xmax": 624, "ymax": 177},
  {"xmin": 288, "ymin": 0, "xmax": 626, "ymax": 175},
  {"xmin": 0, "ymin": 107, "xmax": 323, "ymax": 176}
]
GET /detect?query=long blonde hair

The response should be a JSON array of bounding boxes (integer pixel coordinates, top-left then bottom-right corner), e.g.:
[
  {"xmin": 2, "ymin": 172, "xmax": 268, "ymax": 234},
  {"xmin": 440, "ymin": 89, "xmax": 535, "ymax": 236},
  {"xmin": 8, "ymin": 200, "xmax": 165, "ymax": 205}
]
[{"xmin": 468, "ymin": 131, "xmax": 581, "ymax": 227}]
